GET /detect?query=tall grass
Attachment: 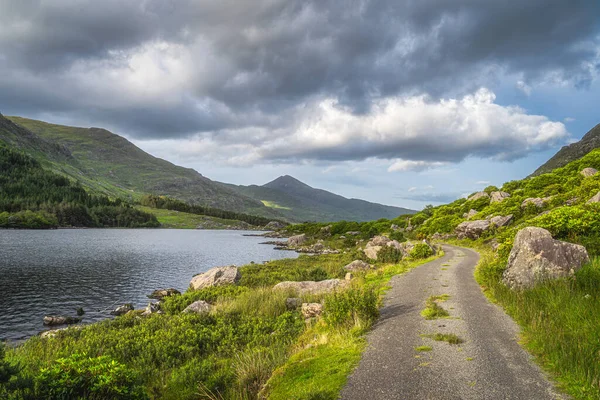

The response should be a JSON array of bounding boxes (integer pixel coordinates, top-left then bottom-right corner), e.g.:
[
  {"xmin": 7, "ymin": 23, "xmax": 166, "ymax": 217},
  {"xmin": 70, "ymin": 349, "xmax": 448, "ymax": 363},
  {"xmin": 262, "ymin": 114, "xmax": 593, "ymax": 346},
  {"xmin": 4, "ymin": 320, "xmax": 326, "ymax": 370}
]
[{"xmin": 476, "ymin": 252, "xmax": 600, "ymax": 399}]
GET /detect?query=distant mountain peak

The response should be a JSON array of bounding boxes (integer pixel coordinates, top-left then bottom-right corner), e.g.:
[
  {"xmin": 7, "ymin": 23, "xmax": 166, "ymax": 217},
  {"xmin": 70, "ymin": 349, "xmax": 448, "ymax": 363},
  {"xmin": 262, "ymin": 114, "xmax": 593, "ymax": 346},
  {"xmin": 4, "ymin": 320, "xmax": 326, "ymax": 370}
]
[{"xmin": 264, "ymin": 175, "xmax": 313, "ymax": 190}]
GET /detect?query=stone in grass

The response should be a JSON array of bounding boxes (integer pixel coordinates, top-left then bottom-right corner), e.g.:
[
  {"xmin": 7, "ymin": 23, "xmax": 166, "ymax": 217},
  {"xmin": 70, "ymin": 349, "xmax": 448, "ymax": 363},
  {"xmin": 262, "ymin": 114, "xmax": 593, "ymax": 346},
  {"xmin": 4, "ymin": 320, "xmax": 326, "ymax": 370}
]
[
  {"xmin": 183, "ymin": 300, "xmax": 212, "ymax": 314},
  {"xmin": 190, "ymin": 266, "xmax": 240, "ymax": 290},
  {"xmin": 343, "ymin": 260, "xmax": 372, "ymax": 271},
  {"xmin": 301, "ymin": 303, "xmax": 323, "ymax": 319},
  {"xmin": 502, "ymin": 227, "xmax": 589, "ymax": 290}
]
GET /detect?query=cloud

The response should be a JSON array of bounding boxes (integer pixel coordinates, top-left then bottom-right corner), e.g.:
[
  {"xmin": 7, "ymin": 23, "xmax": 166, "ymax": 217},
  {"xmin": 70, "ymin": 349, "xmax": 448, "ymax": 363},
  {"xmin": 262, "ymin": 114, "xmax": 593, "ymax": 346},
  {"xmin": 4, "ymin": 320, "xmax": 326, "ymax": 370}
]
[
  {"xmin": 395, "ymin": 192, "xmax": 463, "ymax": 204},
  {"xmin": 564, "ymin": 117, "xmax": 576, "ymax": 122},
  {"xmin": 516, "ymin": 80, "xmax": 532, "ymax": 96},
  {"xmin": 475, "ymin": 180, "xmax": 491, "ymax": 185},
  {"xmin": 0, "ymin": 0, "xmax": 598, "ymax": 144},
  {"xmin": 408, "ymin": 187, "xmax": 417, "ymax": 192}
]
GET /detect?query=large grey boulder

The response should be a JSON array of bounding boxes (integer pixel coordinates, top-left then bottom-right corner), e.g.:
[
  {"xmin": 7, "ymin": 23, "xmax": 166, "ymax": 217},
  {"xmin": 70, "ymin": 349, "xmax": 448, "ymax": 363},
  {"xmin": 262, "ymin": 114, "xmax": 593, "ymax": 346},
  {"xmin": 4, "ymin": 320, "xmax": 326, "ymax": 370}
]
[
  {"xmin": 363, "ymin": 245, "xmax": 381, "ymax": 260},
  {"xmin": 521, "ymin": 197, "xmax": 552, "ymax": 209},
  {"xmin": 454, "ymin": 220, "xmax": 491, "ymax": 239},
  {"xmin": 343, "ymin": 260, "xmax": 372, "ymax": 271},
  {"xmin": 363, "ymin": 236, "xmax": 391, "ymax": 260},
  {"xmin": 502, "ymin": 227, "xmax": 590, "ymax": 290},
  {"xmin": 490, "ymin": 191, "xmax": 511, "ymax": 204},
  {"xmin": 273, "ymin": 279, "xmax": 347, "ymax": 294},
  {"xmin": 580, "ymin": 167, "xmax": 598, "ymax": 178},
  {"xmin": 490, "ymin": 215, "xmax": 513, "ymax": 228},
  {"xmin": 468, "ymin": 191, "xmax": 490, "ymax": 202},
  {"xmin": 183, "ymin": 300, "xmax": 212, "ymax": 314},
  {"xmin": 586, "ymin": 191, "xmax": 600, "ymax": 204},
  {"xmin": 369, "ymin": 236, "xmax": 391, "ymax": 246},
  {"xmin": 190, "ymin": 266, "xmax": 241, "ymax": 290},
  {"xmin": 287, "ymin": 234, "xmax": 307, "ymax": 246}
]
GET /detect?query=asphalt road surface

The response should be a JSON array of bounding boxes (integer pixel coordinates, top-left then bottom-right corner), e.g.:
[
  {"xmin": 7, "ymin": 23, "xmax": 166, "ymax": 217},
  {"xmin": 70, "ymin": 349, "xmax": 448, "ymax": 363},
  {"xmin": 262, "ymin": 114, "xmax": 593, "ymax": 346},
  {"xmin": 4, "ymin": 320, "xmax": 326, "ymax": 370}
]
[{"xmin": 340, "ymin": 245, "xmax": 565, "ymax": 400}]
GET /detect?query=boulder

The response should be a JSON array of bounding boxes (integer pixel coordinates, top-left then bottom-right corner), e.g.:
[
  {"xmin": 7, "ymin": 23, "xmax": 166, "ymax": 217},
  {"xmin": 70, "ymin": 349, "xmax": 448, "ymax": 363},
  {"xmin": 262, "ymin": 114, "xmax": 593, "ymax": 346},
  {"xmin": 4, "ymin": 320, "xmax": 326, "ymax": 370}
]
[
  {"xmin": 320, "ymin": 225, "xmax": 332, "ymax": 235},
  {"xmin": 490, "ymin": 191, "xmax": 511, "ymax": 204},
  {"xmin": 454, "ymin": 220, "xmax": 491, "ymax": 239},
  {"xmin": 111, "ymin": 303, "xmax": 134, "ymax": 316},
  {"xmin": 490, "ymin": 214, "xmax": 513, "ymax": 228},
  {"xmin": 565, "ymin": 197, "xmax": 578, "ymax": 206},
  {"xmin": 343, "ymin": 260, "xmax": 372, "ymax": 271},
  {"xmin": 287, "ymin": 234, "xmax": 307, "ymax": 247},
  {"xmin": 285, "ymin": 298, "xmax": 302, "ymax": 310},
  {"xmin": 467, "ymin": 191, "xmax": 490, "ymax": 202},
  {"xmin": 364, "ymin": 245, "xmax": 382, "ymax": 260},
  {"xmin": 141, "ymin": 302, "xmax": 162, "ymax": 316},
  {"xmin": 183, "ymin": 300, "xmax": 212, "ymax": 314},
  {"xmin": 586, "ymin": 191, "xmax": 600, "ymax": 204},
  {"xmin": 148, "ymin": 288, "xmax": 181, "ymax": 300},
  {"xmin": 463, "ymin": 209, "xmax": 478, "ymax": 219},
  {"xmin": 190, "ymin": 266, "xmax": 241, "ymax": 290},
  {"xmin": 398, "ymin": 241, "xmax": 416, "ymax": 257},
  {"xmin": 390, "ymin": 224, "xmax": 400, "ymax": 231},
  {"xmin": 488, "ymin": 238, "xmax": 501, "ymax": 251},
  {"xmin": 301, "ymin": 303, "xmax": 323, "ymax": 319},
  {"xmin": 368, "ymin": 236, "xmax": 391, "ymax": 247},
  {"xmin": 265, "ymin": 221, "xmax": 286, "ymax": 230},
  {"xmin": 580, "ymin": 167, "xmax": 598, "ymax": 178},
  {"xmin": 521, "ymin": 197, "xmax": 552, "ymax": 209},
  {"xmin": 43, "ymin": 315, "xmax": 81, "ymax": 326},
  {"xmin": 345, "ymin": 272, "xmax": 354, "ymax": 280},
  {"xmin": 273, "ymin": 279, "xmax": 346, "ymax": 294},
  {"xmin": 346, "ymin": 231, "xmax": 361, "ymax": 236},
  {"xmin": 502, "ymin": 227, "xmax": 590, "ymax": 290}
]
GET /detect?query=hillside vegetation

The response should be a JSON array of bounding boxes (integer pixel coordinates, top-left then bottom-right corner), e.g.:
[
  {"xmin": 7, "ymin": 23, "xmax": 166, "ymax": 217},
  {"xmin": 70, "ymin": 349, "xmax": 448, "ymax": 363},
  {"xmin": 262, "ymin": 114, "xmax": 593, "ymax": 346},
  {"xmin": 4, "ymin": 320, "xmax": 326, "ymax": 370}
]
[
  {"xmin": 0, "ymin": 145, "xmax": 158, "ymax": 229},
  {"xmin": 406, "ymin": 148, "xmax": 600, "ymax": 399}
]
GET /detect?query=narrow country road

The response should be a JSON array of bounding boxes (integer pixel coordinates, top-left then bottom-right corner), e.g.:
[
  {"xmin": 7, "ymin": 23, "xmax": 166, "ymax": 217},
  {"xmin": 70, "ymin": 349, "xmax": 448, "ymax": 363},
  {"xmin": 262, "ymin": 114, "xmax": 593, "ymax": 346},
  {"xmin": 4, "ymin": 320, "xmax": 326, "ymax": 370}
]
[{"xmin": 340, "ymin": 245, "xmax": 565, "ymax": 400}]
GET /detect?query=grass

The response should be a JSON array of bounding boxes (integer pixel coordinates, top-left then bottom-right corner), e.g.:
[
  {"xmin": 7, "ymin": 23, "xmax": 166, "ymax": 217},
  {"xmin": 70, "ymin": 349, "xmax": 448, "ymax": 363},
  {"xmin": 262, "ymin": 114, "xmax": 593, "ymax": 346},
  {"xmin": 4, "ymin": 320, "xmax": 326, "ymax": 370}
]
[
  {"xmin": 474, "ymin": 248, "xmax": 600, "ymax": 399},
  {"xmin": 420, "ymin": 295, "xmax": 450, "ymax": 319},
  {"xmin": 137, "ymin": 206, "xmax": 254, "ymax": 230},
  {"xmin": 260, "ymin": 200, "xmax": 292, "ymax": 210},
  {"xmin": 421, "ymin": 333, "xmax": 464, "ymax": 345},
  {"xmin": 415, "ymin": 345, "xmax": 433, "ymax": 352}
]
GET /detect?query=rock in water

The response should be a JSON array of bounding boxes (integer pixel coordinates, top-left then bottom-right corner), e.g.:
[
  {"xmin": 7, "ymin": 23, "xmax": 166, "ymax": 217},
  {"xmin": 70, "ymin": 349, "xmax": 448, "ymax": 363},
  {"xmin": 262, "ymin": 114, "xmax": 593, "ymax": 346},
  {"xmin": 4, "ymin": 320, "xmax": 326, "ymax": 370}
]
[
  {"xmin": 287, "ymin": 234, "xmax": 307, "ymax": 246},
  {"xmin": 111, "ymin": 304, "xmax": 134, "ymax": 316},
  {"xmin": 148, "ymin": 288, "xmax": 181, "ymax": 300},
  {"xmin": 190, "ymin": 266, "xmax": 241, "ymax": 290},
  {"xmin": 183, "ymin": 300, "xmax": 212, "ymax": 314},
  {"xmin": 301, "ymin": 303, "xmax": 323, "ymax": 319},
  {"xmin": 141, "ymin": 302, "xmax": 161, "ymax": 316},
  {"xmin": 502, "ymin": 227, "xmax": 590, "ymax": 290},
  {"xmin": 454, "ymin": 220, "xmax": 491, "ymax": 239},
  {"xmin": 490, "ymin": 191, "xmax": 511, "ymax": 203},
  {"xmin": 273, "ymin": 279, "xmax": 346, "ymax": 294},
  {"xmin": 43, "ymin": 315, "xmax": 82, "ymax": 326},
  {"xmin": 343, "ymin": 260, "xmax": 372, "ymax": 271},
  {"xmin": 580, "ymin": 167, "xmax": 598, "ymax": 177}
]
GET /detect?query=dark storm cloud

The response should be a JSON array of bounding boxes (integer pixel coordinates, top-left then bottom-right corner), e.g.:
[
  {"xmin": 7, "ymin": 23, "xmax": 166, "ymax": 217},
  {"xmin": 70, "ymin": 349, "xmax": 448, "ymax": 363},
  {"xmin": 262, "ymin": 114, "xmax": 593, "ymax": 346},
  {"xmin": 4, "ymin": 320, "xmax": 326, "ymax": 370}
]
[{"xmin": 0, "ymin": 0, "xmax": 598, "ymax": 161}]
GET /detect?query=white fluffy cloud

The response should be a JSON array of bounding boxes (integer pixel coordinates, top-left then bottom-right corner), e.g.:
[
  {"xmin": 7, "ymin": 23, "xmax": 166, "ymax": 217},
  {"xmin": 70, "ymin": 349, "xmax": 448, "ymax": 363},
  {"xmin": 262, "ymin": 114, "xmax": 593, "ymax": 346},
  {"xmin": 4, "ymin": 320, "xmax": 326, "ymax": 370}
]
[{"xmin": 139, "ymin": 88, "xmax": 568, "ymax": 170}]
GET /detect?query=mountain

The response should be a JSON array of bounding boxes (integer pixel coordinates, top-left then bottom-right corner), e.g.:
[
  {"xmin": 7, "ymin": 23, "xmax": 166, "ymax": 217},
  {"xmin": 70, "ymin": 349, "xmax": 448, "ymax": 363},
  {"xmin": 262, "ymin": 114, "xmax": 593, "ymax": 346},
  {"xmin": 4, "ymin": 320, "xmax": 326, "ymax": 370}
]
[
  {"xmin": 3, "ymin": 115, "xmax": 271, "ymax": 214},
  {"xmin": 2, "ymin": 115, "xmax": 414, "ymax": 222},
  {"xmin": 226, "ymin": 175, "xmax": 415, "ymax": 222},
  {"xmin": 531, "ymin": 123, "xmax": 600, "ymax": 177}
]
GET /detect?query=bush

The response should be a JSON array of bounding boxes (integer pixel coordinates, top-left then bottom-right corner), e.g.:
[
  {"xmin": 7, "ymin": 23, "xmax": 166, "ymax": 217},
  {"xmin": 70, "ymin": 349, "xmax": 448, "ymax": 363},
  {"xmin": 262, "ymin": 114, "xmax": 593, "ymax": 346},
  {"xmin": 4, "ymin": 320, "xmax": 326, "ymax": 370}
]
[
  {"xmin": 388, "ymin": 230, "xmax": 405, "ymax": 242},
  {"xmin": 161, "ymin": 286, "xmax": 248, "ymax": 315},
  {"xmin": 410, "ymin": 243, "xmax": 434, "ymax": 259},
  {"xmin": 376, "ymin": 246, "xmax": 402, "ymax": 264},
  {"xmin": 324, "ymin": 288, "xmax": 379, "ymax": 330},
  {"xmin": 36, "ymin": 354, "xmax": 148, "ymax": 400}
]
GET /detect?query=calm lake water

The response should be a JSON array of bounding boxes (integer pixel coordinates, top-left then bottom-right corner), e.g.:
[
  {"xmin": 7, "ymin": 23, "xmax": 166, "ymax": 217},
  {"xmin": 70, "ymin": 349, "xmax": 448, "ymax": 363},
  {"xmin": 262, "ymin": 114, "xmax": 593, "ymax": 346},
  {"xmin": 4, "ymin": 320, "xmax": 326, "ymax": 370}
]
[{"xmin": 0, "ymin": 229, "xmax": 297, "ymax": 341}]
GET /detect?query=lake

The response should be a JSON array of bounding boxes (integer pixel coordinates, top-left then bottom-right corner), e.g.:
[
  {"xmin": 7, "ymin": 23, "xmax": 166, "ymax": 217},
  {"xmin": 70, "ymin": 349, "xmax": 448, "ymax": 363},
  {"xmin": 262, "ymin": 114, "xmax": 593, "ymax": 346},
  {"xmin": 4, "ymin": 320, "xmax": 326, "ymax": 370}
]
[{"xmin": 0, "ymin": 229, "xmax": 297, "ymax": 341}]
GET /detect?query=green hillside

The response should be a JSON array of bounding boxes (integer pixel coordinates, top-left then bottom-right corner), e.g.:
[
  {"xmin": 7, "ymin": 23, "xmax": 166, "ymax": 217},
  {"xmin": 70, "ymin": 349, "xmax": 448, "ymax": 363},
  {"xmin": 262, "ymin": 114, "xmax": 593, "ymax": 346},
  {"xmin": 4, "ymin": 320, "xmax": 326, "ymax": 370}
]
[
  {"xmin": 226, "ymin": 175, "xmax": 415, "ymax": 222},
  {"xmin": 5, "ymin": 115, "xmax": 270, "ymax": 214},
  {"xmin": 531, "ymin": 123, "xmax": 600, "ymax": 177}
]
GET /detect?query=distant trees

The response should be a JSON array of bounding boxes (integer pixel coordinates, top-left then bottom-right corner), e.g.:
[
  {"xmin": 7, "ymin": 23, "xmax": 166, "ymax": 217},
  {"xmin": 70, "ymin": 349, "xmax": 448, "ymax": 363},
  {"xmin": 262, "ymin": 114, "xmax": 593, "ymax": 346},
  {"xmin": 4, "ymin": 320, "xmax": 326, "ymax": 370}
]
[
  {"xmin": 0, "ymin": 145, "xmax": 159, "ymax": 229},
  {"xmin": 140, "ymin": 194, "xmax": 276, "ymax": 227}
]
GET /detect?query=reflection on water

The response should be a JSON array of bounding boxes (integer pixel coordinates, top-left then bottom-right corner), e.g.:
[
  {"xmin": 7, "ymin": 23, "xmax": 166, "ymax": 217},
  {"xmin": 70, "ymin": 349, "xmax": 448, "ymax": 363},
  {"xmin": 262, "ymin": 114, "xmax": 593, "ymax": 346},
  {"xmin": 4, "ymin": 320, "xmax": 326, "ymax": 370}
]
[{"xmin": 0, "ymin": 229, "xmax": 297, "ymax": 341}]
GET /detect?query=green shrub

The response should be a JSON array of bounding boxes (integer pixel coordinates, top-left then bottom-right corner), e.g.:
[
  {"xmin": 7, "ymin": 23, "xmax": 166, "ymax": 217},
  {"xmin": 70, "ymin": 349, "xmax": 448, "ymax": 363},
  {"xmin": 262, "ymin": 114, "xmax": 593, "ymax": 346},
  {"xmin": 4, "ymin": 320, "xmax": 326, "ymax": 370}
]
[
  {"xmin": 388, "ymin": 230, "xmax": 405, "ymax": 242},
  {"xmin": 410, "ymin": 243, "xmax": 434, "ymax": 259},
  {"xmin": 324, "ymin": 288, "xmax": 379, "ymax": 330},
  {"xmin": 376, "ymin": 246, "xmax": 402, "ymax": 264},
  {"xmin": 36, "ymin": 354, "xmax": 147, "ymax": 400},
  {"xmin": 161, "ymin": 286, "xmax": 248, "ymax": 315}
]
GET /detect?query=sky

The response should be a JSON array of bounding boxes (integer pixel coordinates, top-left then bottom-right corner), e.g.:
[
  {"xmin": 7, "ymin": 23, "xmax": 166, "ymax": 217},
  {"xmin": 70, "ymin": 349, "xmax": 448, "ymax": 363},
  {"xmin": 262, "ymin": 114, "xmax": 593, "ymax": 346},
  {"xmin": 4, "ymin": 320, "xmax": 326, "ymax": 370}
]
[{"xmin": 0, "ymin": 0, "xmax": 599, "ymax": 211}]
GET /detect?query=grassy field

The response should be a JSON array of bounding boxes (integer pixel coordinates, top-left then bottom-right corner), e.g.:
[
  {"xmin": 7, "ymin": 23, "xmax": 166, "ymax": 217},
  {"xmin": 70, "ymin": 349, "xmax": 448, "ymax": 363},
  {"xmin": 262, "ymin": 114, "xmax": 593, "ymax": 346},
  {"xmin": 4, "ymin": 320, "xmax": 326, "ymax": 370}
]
[
  {"xmin": 261, "ymin": 200, "xmax": 292, "ymax": 210},
  {"xmin": 137, "ymin": 206, "xmax": 258, "ymax": 230}
]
